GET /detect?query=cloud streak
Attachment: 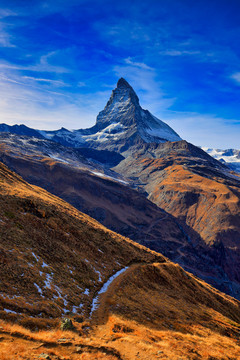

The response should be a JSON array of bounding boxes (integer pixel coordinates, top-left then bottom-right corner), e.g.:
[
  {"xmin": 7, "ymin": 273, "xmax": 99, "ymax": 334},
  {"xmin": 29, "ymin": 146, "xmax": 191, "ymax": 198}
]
[
  {"xmin": 159, "ymin": 49, "xmax": 201, "ymax": 56},
  {"xmin": 230, "ymin": 72, "xmax": 240, "ymax": 84},
  {"xmin": 0, "ymin": 52, "xmax": 70, "ymax": 73},
  {"xmin": 124, "ymin": 57, "xmax": 153, "ymax": 70}
]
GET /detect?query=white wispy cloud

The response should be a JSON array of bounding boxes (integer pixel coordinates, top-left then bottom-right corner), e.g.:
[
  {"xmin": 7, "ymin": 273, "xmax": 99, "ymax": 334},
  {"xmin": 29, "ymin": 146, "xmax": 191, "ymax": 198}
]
[
  {"xmin": 0, "ymin": 73, "xmax": 69, "ymax": 97},
  {"xmin": 0, "ymin": 66, "xmax": 110, "ymax": 130},
  {"xmin": 33, "ymin": 51, "xmax": 70, "ymax": 73},
  {"xmin": 160, "ymin": 110, "xmax": 240, "ymax": 149},
  {"xmin": 0, "ymin": 8, "xmax": 18, "ymax": 48},
  {"xmin": 0, "ymin": 80, "xmax": 92, "ymax": 129},
  {"xmin": 0, "ymin": 23, "xmax": 15, "ymax": 48},
  {"xmin": 0, "ymin": 51, "xmax": 70, "ymax": 73},
  {"xmin": 77, "ymin": 81, "xmax": 86, "ymax": 87},
  {"xmin": 230, "ymin": 72, "xmax": 240, "ymax": 84},
  {"xmin": 94, "ymin": 20, "xmax": 151, "ymax": 47},
  {"xmin": 159, "ymin": 49, "xmax": 201, "ymax": 56},
  {"xmin": 22, "ymin": 76, "xmax": 70, "ymax": 87},
  {"xmin": 124, "ymin": 57, "xmax": 153, "ymax": 70},
  {"xmin": 0, "ymin": 9, "xmax": 17, "ymax": 18}
]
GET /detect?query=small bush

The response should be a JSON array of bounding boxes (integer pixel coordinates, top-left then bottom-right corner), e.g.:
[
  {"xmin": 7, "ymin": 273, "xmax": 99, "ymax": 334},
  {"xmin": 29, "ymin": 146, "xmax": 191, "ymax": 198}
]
[{"xmin": 60, "ymin": 318, "xmax": 75, "ymax": 331}]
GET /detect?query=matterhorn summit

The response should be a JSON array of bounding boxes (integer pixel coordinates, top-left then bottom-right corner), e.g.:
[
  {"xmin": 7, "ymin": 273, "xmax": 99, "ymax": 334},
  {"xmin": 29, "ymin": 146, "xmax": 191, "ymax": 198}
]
[{"xmin": 72, "ymin": 77, "xmax": 181, "ymax": 153}]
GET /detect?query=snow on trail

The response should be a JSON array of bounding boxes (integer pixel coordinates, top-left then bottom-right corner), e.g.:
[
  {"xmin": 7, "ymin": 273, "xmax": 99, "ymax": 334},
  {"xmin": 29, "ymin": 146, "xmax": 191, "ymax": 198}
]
[{"xmin": 90, "ymin": 266, "xmax": 129, "ymax": 317}]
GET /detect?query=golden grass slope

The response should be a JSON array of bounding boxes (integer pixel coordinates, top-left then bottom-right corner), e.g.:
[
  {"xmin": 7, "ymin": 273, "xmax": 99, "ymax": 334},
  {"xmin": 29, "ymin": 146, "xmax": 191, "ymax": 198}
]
[
  {"xmin": 0, "ymin": 161, "xmax": 165, "ymax": 327},
  {"xmin": 1, "ymin": 161, "xmax": 240, "ymax": 359},
  {"xmin": 1, "ymin": 263, "xmax": 240, "ymax": 359}
]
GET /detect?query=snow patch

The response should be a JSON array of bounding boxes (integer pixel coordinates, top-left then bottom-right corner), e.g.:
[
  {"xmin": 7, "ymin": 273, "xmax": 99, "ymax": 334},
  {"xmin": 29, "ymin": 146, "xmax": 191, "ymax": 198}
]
[
  {"xmin": 44, "ymin": 273, "xmax": 52, "ymax": 289},
  {"xmin": 90, "ymin": 267, "xmax": 129, "ymax": 316},
  {"xmin": 49, "ymin": 155, "xmax": 69, "ymax": 164},
  {"xmin": 95, "ymin": 270, "xmax": 102, "ymax": 282},
  {"xmin": 72, "ymin": 304, "xmax": 83, "ymax": 314},
  {"xmin": 32, "ymin": 252, "xmax": 39, "ymax": 262},
  {"xmin": 144, "ymin": 124, "xmax": 181, "ymax": 142},
  {"xmin": 53, "ymin": 286, "xmax": 62, "ymax": 299},
  {"xmin": 81, "ymin": 123, "xmax": 127, "ymax": 144},
  {"xmin": 84, "ymin": 288, "xmax": 90, "ymax": 296},
  {"xmin": 4, "ymin": 309, "xmax": 18, "ymax": 314},
  {"xmin": 0, "ymin": 294, "xmax": 20, "ymax": 300},
  {"xmin": 75, "ymin": 284, "xmax": 83, "ymax": 291},
  {"xmin": 90, "ymin": 171, "xmax": 129, "ymax": 185},
  {"xmin": 34, "ymin": 283, "xmax": 43, "ymax": 296},
  {"xmin": 38, "ymin": 130, "xmax": 55, "ymax": 139}
]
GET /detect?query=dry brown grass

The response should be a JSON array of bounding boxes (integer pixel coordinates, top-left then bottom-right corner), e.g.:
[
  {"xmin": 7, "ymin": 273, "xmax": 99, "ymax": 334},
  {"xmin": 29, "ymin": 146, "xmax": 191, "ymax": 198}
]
[
  {"xmin": 0, "ymin": 342, "xmax": 32, "ymax": 360},
  {"xmin": 0, "ymin": 161, "xmax": 166, "ymax": 323},
  {"xmin": 93, "ymin": 315, "xmax": 240, "ymax": 360},
  {"xmin": 1, "ymin": 161, "xmax": 240, "ymax": 359},
  {"xmin": 0, "ymin": 319, "xmax": 80, "ymax": 342},
  {"xmin": 1, "ymin": 314, "xmax": 240, "ymax": 360},
  {"xmin": 103, "ymin": 263, "xmax": 240, "ymax": 332},
  {"xmin": 1, "ymin": 260, "xmax": 240, "ymax": 360}
]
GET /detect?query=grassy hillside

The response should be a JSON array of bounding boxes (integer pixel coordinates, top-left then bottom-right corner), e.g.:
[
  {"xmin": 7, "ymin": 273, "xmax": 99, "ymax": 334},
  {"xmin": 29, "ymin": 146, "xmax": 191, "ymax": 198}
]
[
  {"xmin": 0, "ymin": 161, "xmax": 240, "ymax": 359},
  {"xmin": 0, "ymin": 161, "xmax": 165, "ymax": 328}
]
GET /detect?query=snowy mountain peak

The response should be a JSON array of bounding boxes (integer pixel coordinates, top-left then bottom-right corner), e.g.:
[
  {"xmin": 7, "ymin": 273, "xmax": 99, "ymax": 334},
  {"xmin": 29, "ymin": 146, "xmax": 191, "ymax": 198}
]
[
  {"xmin": 117, "ymin": 77, "xmax": 133, "ymax": 89},
  {"xmin": 96, "ymin": 78, "xmax": 140, "ymax": 129},
  {"xmin": 114, "ymin": 77, "xmax": 140, "ymax": 105},
  {"xmin": 93, "ymin": 78, "xmax": 181, "ymax": 150}
]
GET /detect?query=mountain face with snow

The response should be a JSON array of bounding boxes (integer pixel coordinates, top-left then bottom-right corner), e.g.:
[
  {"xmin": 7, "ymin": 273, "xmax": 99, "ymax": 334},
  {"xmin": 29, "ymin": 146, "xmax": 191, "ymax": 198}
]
[
  {"xmin": 202, "ymin": 147, "xmax": 240, "ymax": 173},
  {"xmin": 82, "ymin": 77, "xmax": 181, "ymax": 153},
  {"xmin": 0, "ymin": 78, "xmax": 181, "ymax": 153}
]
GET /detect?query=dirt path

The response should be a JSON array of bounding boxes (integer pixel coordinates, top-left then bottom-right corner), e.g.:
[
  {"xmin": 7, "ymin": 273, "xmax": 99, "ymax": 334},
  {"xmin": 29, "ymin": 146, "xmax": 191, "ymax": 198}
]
[
  {"xmin": 144, "ymin": 214, "xmax": 169, "ymax": 235},
  {"xmin": 90, "ymin": 264, "xmax": 140, "ymax": 325}
]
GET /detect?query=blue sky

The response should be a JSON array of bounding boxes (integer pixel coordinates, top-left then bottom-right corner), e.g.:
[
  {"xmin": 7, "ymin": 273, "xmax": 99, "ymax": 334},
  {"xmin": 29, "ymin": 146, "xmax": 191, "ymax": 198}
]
[{"xmin": 0, "ymin": 0, "xmax": 239, "ymax": 148}]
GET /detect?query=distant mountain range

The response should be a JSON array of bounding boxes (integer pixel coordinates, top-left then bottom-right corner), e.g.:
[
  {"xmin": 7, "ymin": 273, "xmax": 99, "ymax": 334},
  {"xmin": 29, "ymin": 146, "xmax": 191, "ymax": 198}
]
[{"xmin": 202, "ymin": 147, "xmax": 240, "ymax": 173}]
